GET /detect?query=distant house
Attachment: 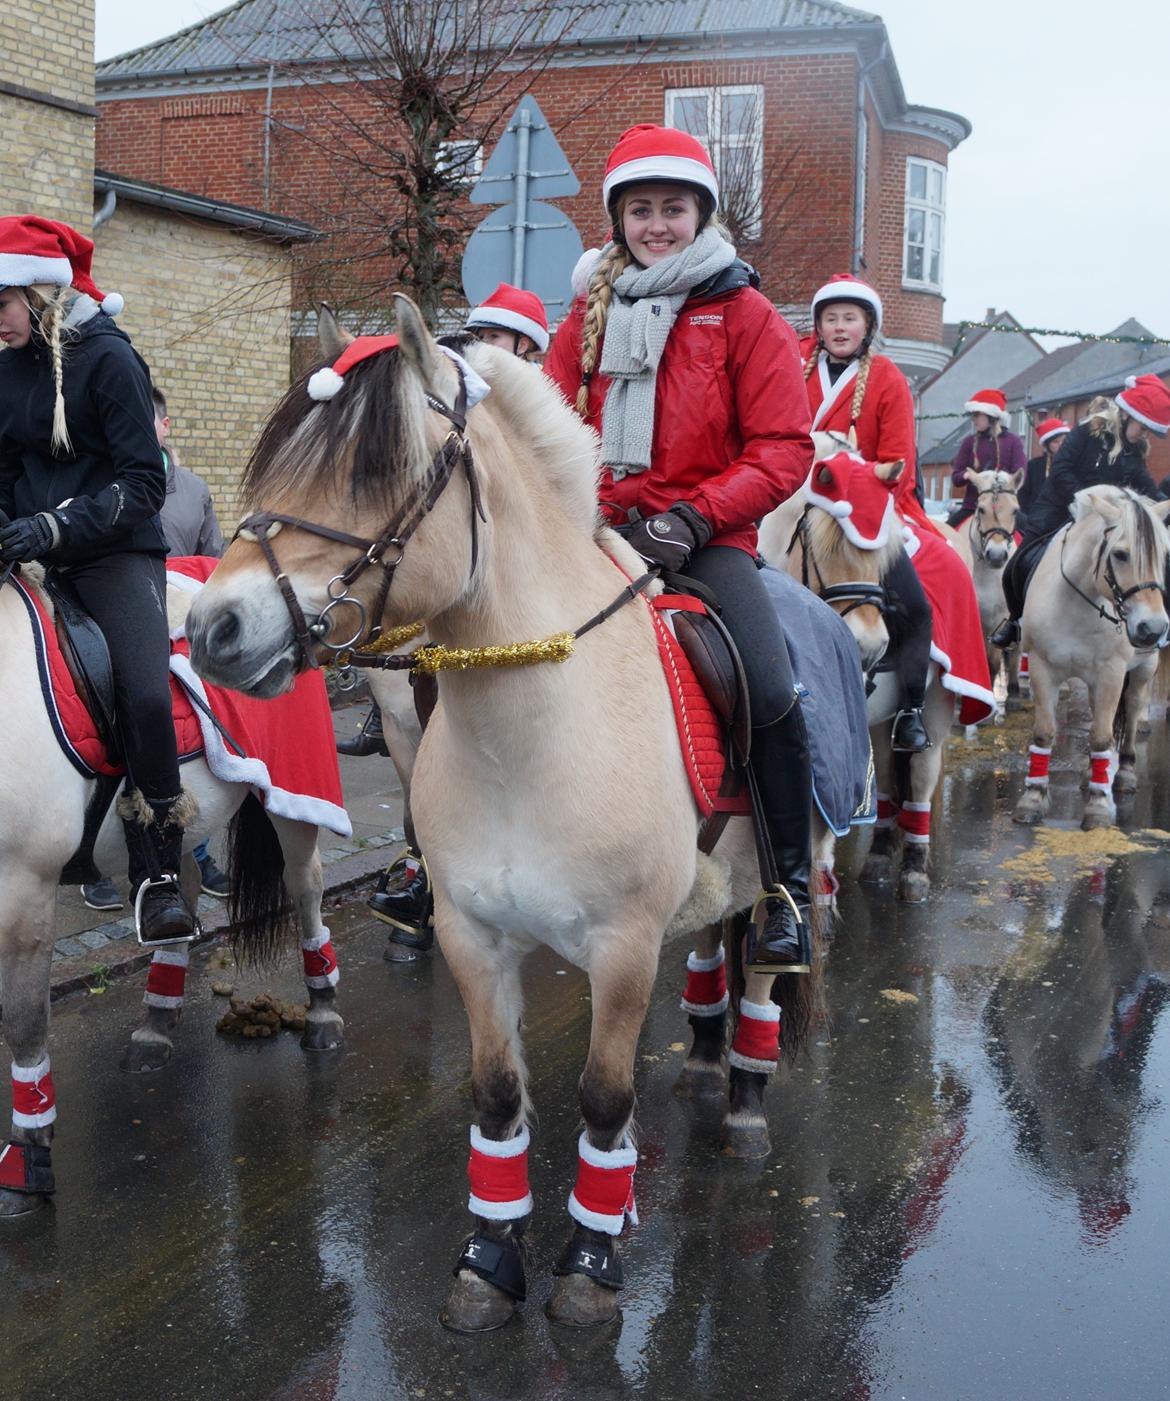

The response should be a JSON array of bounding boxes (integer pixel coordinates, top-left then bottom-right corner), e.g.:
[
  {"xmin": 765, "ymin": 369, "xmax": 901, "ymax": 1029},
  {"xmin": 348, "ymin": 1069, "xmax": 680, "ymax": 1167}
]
[{"xmin": 95, "ymin": 0, "xmax": 970, "ymax": 383}]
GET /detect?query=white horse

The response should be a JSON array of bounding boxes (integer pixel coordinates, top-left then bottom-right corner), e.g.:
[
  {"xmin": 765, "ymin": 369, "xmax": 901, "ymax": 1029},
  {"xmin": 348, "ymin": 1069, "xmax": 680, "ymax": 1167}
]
[
  {"xmin": 963, "ymin": 467, "xmax": 1023, "ymax": 709},
  {"xmin": 0, "ymin": 567, "xmax": 344, "ymax": 1217},
  {"xmin": 184, "ymin": 299, "xmax": 853, "ymax": 1331},
  {"xmin": 1013, "ymin": 485, "xmax": 1170, "ymax": 829}
]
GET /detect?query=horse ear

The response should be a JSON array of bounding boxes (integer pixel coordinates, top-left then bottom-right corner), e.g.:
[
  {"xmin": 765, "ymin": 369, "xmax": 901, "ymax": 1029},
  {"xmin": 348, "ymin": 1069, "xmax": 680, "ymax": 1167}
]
[
  {"xmin": 817, "ymin": 465, "xmax": 834, "ymax": 487},
  {"xmin": 1009, "ymin": 469, "xmax": 1025, "ymax": 493},
  {"xmin": 1151, "ymin": 498, "xmax": 1170, "ymax": 522},
  {"xmin": 1086, "ymin": 489, "xmax": 1122, "ymax": 522},
  {"xmin": 318, "ymin": 303, "xmax": 353, "ymax": 361},
  {"xmin": 875, "ymin": 459, "xmax": 905, "ymax": 483},
  {"xmin": 393, "ymin": 293, "xmax": 439, "ymax": 390}
]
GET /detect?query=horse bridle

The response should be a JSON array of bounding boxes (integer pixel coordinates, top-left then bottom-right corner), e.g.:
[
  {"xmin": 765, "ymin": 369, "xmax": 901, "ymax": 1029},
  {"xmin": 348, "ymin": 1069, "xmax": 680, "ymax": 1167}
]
[
  {"xmin": 1058, "ymin": 523, "xmax": 1165, "ymax": 638},
  {"xmin": 788, "ymin": 509, "xmax": 888, "ymax": 618},
  {"xmin": 970, "ymin": 483, "xmax": 1017, "ymax": 560},
  {"xmin": 234, "ymin": 365, "xmax": 486, "ymax": 670}
]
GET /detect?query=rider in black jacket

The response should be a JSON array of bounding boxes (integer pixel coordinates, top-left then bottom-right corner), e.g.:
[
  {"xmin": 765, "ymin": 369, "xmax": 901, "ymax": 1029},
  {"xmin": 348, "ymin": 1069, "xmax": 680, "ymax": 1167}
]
[
  {"xmin": 0, "ymin": 216, "xmax": 196, "ymax": 943},
  {"xmin": 991, "ymin": 380, "xmax": 1170, "ymax": 648}
]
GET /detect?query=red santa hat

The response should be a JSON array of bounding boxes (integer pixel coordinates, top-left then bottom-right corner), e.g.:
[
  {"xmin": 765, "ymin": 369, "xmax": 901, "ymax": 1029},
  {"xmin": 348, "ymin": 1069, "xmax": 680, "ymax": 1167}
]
[
  {"xmin": 810, "ymin": 273, "xmax": 883, "ymax": 332},
  {"xmin": 1035, "ymin": 416, "xmax": 1069, "ymax": 446},
  {"xmin": 0, "ymin": 215, "xmax": 124, "ymax": 315},
  {"xmin": 803, "ymin": 449, "xmax": 897, "ymax": 551},
  {"xmin": 601, "ymin": 124, "xmax": 719, "ymax": 214},
  {"xmin": 465, "ymin": 283, "xmax": 549, "ymax": 352},
  {"xmin": 964, "ymin": 388, "xmax": 1009, "ymax": 423},
  {"xmin": 1115, "ymin": 374, "xmax": 1170, "ymax": 436},
  {"xmin": 307, "ymin": 334, "xmax": 490, "ymax": 407}
]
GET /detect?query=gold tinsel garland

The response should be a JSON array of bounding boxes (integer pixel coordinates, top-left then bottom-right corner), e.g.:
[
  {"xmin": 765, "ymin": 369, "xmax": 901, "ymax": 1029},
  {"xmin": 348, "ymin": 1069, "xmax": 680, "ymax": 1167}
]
[
  {"xmin": 410, "ymin": 632, "xmax": 576, "ymax": 674},
  {"xmin": 357, "ymin": 620, "xmax": 426, "ymax": 655}
]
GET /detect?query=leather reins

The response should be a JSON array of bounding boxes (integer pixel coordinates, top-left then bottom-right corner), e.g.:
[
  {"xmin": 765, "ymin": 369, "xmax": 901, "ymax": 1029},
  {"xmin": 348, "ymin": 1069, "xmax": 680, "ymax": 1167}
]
[
  {"xmin": 970, "ymin": 483, "xmax": 1017, "ymax": 560},
  {"xmin": 234, "ymin": 366, "xmax": 486, "ymax": 670},
  {"xmin": 1058, "ymin": 523, "xmax": 1165, "ymax": 639}
]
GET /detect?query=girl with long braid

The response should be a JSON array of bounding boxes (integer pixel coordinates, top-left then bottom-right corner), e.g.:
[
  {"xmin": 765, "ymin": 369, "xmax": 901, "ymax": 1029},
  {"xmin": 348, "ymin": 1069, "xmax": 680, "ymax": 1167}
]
[
  {"xmin": 546, "ymin": 124, "xmax": 815, "ymax": 972},
  {"xmin": 0, "ymin": 217, "xmax": 196, "ymax": 944},
  {"xmin": 802, "ymin": 274, "xmax": 995, "ymax": 740}
]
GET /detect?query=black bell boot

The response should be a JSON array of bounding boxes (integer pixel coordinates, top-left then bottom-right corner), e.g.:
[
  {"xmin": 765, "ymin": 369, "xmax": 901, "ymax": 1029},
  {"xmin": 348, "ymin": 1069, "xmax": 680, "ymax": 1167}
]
[
  {"xmin": 336, "ymin": 701, "xmax": 389, "ymax": 758},
  {"xmin": 368, "ymin": 849, "xmax": 434, "ymax": 949},
  {"xmin": 119, "ymin": 790, "xmax": 199, "ymax": 946},
  {"xmin": 745, "ymin": 701, "xmax": 813, "ymax": 975},
  {"xmin": 892, "ymin": 707, "xmax": 931, "ymax": 753},
  {"xmin": 990, "ymin": 616, "xmax": 1021, "ymax": 649}
]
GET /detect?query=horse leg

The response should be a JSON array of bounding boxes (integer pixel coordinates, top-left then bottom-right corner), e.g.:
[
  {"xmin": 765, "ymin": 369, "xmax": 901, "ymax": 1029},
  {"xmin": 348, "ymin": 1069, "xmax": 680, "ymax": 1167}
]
[
  {"xmin": 1083, "ymin": 670, "xmax": 1124, "ymax": 830},
  {"xmin": 860, "ymin": 729, "xmax": 898, "ymax": 884},
  {"xmin": 1004, "ymin": 645, "xmax": 1023, "ymax": 711},
  {"xmin": 722, "ymin": 953, "xmax": 782, "ymax": 1160},
  {"xmin": 673, "ymin": 922, "xmax": 728, "ymax": 1100},
  {"xmin": 0, "ymin": 898, "xmax": 57, "ymax": 1216},
  {"xmin": 121, "ymin": 948, "xmax": 187, "ymax": 1072},
  {"xmin": 1115, "ymin": 667, "xmax": 1152, "ymax": 795},
  {"xmin": 439, "ymin": 907, "xmax": 530, "ymax": 1334},
  {"xmin": 894, "ymin": 685, "xmax": 947, "ymax": 902},
  {"xmin": 547, "ymin": 942, "xmax": 657, "ymax": 1329},
  {"xmin": 270, "ymin": 816, "xmax": 344, "ymax": 1051},
  {"xmin": 1014, "ymin": 657, "xmax": 1057, "ymax": 825}
]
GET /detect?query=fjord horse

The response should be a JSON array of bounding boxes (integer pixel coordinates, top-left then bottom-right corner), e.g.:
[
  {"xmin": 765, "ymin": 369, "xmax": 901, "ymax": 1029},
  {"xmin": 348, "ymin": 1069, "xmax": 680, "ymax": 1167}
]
[{"xmin": 963, "ymin": 467, "xmax": 1023, "ymax": 709}]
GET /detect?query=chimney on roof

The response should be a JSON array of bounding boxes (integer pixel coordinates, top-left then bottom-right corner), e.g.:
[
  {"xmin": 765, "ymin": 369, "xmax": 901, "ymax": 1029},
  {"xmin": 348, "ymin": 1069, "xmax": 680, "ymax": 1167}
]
[{"xmin": 986, "ymin": 307, "xmax": 996, "ymax": 320}]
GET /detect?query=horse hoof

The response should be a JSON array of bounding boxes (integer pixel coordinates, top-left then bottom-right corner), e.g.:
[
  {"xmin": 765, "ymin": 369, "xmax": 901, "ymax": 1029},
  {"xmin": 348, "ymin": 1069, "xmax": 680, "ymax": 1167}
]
[
  {"xmin": 860, "ymin": 853, "xmax": 894, "ymax": 885},
  {"xmin": 301, "ymin": 1017, "xmax": 344, "ymax": 1052},
  {"xmin": 383, "ymin": 941, "xmax": 427, "ymax": 965},
  {"xmin": 673, "ymin": 1060, "xmax": 726, "ymax": 1099},
  {"xmin": 440, "ymin": 1271, "xmax": 518, "ymax": 1333},
  {"xmin": 1005, "ymin": 694, "xmax": 1025, "ymax": 714},
  {"xmin": 120, "ymin": 1037, "xmax": 173, "ymax": 1074},
  {"xmin": 546, "ymin": 1272, "xmax": 620, "ymax": 1328},
  {"xmin": 1081, "ymin": 807, "xmax": 1113, "ymax": 832},
  {"xmin": 897, "ymin": 870, "xmax": 930, "ymax": 903},
  {"xmin": 720, "ymin": 1115, "xmax": 772, "ymax": 1160},
  {"xmin": 1113, "ymin": 770, "xmax": 1137, "ymax": 795},
  {"xmin": 1013, "ymin": 790, "xmax": 1048, "ymax": 825},
  {"xmin": 0, "ymin": 1188, "xmax": 50, "ymax": 1218}
]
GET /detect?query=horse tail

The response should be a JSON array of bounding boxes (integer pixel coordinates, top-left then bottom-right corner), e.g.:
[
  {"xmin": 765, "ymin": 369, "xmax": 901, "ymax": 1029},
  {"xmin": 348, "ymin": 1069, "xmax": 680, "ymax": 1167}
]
[
  {"xmin": 225, "ymin": 792, "xmax": 295, "ymax": 967},
  {"xmin": 1113, "ymin": 671, "xmax": 1131, "ymax": 751},
  {"xmin": 725, "ymin": 901, "xmax": 827, "ymax": 1062}
]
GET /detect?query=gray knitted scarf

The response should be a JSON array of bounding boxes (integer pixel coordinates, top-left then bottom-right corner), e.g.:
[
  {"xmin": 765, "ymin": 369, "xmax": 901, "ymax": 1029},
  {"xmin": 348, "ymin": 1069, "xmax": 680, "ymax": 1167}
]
[{"xmin": 599, "ymin": 227, "xmax": 736, "ymax": 478}]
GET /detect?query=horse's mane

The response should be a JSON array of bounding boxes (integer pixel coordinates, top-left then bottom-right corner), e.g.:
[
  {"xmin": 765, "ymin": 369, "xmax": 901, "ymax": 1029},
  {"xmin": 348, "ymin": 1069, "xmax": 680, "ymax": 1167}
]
[
  {"xmin": 1070, "ymin": 485, "xmax": 1167, "ymax": 582},
  {"xmin": 969, "ymin": 469, "xmax": 1019, "ymax": 493},
  {"xmin": 804, "ymin": 500, "xmax": 903, "ymax": 577}
]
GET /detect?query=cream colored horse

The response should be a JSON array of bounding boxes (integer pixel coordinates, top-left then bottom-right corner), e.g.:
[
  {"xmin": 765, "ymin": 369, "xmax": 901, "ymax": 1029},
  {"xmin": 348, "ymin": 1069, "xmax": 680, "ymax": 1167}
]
[
  {"xmin": 185, "ymin": 299, "xmax": 836, "ymax": 1332},
  {"xmin": 1014, "ymin": 485, "xmax": 1170, "ymax": 829},
  {"xmin": 963, "ymin": 467, "xmax": 1023, "ymax": 709}
]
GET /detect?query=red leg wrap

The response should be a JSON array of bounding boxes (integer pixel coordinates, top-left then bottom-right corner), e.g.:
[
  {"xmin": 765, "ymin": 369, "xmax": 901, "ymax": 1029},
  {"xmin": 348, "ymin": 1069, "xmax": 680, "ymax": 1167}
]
[
  {"xmin": 568, "ymin": 1132, "xmax": 638, "ymax": 1236},
  {"xmin": 876, "ymin": 792, "xmax": 899, "ymax": 828},
  {"xmin": 1019, "ymin": 652, "xmax": 1029, "ymax": 677},
  {"xmin": 728, "ymin": 998, "xmax": 780, "ymax": 1074},
  {"xmin": 145, "ymin": 948, "xmax": 188, "ymax": 1009},
  {"xmin": 898, "ymin": 802, "xmax": 932, "ymax": 845},
  {"xmin": 815, "ymin": 863, "xmax": 839, "ymax": 907},
  {"xmin": 1026, "ymin": 745, "xmax": 1051, "ymax": 788},
  {"xmin": 302, "ymin": 930, "xmax": 340, "ymax": 989},
  {"xmin": 680, "ymin": 947, "xmax": 728, "ymax": 1016},
  {"xmin": 11, "ymin": 1058, "xmax": 56, "ymax": 1130},
  {"xmin": 467, "ymin": 1125, "xmax": 532, "ymax": 1220},
  {"xmin": 1089, "ymin": 751, "xmax": 1114, "ymax": 793}
]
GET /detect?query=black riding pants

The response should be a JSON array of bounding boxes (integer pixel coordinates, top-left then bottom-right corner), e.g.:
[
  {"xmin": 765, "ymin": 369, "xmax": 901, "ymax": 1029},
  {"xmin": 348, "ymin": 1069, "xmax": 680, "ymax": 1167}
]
[
  {"xmin": 61, "ymin": 551, "xmax": 180, "ymax": 799},
  {"xmin": 682, "ymin": 545, "xmax": 795, "ymax": 725},
  {"xmin": 883, "ymin": 550, "xmax": 932, "ymax": 710},
  {"xmin": 1002, "ymin": 533, "xmax": 1055, "ymax": 622}
]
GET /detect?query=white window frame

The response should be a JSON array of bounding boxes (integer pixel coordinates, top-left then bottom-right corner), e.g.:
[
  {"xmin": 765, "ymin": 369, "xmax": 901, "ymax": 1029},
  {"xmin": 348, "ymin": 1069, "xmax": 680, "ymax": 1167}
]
[
  {"xmin": 664, "ymin": 85, "xmax": 764, "ymax": 240},
  {"xmin": 436, "ymin": 139, "xmax": 483, "ymax": 189},
  {"xmin": 902, "ymin": 156, "xmax": 946, "ymax": 293}
]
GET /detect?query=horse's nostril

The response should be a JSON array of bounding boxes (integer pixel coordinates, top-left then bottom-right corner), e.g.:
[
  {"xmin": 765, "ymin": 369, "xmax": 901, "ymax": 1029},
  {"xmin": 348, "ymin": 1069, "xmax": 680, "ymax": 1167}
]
[{"xmin": 208, "ymin": 609, "xmax": 241, "ymax": 655}]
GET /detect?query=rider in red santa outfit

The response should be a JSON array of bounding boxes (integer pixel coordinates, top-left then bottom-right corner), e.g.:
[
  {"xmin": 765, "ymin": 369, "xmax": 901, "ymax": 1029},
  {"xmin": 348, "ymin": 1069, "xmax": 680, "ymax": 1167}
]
[
  {"xmin": 545, "ymin": 123, "xmax": 815, "ymax": 972},
  {"xmin": 800, "ymin": 273, "xmax": 996, "ymax": 733}
]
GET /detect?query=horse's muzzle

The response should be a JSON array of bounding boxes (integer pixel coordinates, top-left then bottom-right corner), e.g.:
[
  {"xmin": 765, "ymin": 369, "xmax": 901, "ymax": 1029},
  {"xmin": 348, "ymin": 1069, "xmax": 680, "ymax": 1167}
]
[{"xmin": 1127, "ymin": 614, "xmax": 1168, "ymax": 650}]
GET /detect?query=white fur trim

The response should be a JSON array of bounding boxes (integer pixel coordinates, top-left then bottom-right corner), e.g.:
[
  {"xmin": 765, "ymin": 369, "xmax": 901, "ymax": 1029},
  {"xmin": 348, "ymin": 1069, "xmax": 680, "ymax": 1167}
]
[
  {"xmin": 811, "ymin": 352, "xmax": 860, "ymax": 431},
  {"xmin": 11, "ymin": 1057, "xmax": 55, "ymax": 1129},
  {"xmin": 438, "ymin": 345, "xmax": 491, "ymax": 407},
  {"xmin": 1028, "ymin": 745, "xmax": 1052, "ymax": 755},
  {"xmin": 307, "ymin": 366, "xmax": 344, "ymax": 401},
  {"xmin": 470, "ymin": 1124, "xmax": 530, "ymax": 1159},
  {"xmin": 150, "ymin": 947, "xmax": 189, "ymax": 966},
  {"xmin": 567, "ymin": 1192, "xmax": 627, "ymax": 1234},
  {"xmin": 470, "ymin": 1191, "xmax": 534, "ymax": 1220},
  {"xmin": 571, "ymin": 248, "xmax": 603, "ymax": 298},
  {"xmin": 1038, "ymin": 425, "xmax": 1068, "ymax": 445},
  {"xmin": 727, "ymin": 1050, "xmax": 779, "ymax": 1075},
  {"xmin": 740, "ymin": 998, "xmax": 781, "ymax": 1023},
  {"xmin": 681, "ymin": 993, "xmax": 730, "ymax": 1016},
  {"xmin": 467, "ymin": 1125, "xmax": 532, "ymax": 1218},
  {"xmin": 100, "ymin": 291, "xmax": 124, "ymax": 316},
  {"xmin": 965, "ymin": 398, "xmax": 1011, "ymax": 424},
  {"xmin": 167, "ymin": 654, "xmax": 352, "ymax": 838},
  {"xmin": 1115, "ymin": 392, "xmax": 1170, "ymax": 436},
  {"xmin": 577, "ymin": 1130, "xmax": 637, "ymax": 1170},
  {"xmin": 465, "ymin": 305, "xmax": 549, "ymax": 353},
  {"xmin": 144, "ymin": 993, "xmax": 185, "ymax": 1009},
  {"xmin": 686, "ymin": 947, "xmax": 725, "ymax": 972},
  {"xmin": 0, "ymin": 252, "xmax": 71, "ymax": 287},
  {"xmin": 805, "ymin": 478, "xmax": 894, "ymax": 551},
  {"xmin": 603, "ymin": 154, "xmax": 718, "ymax": 207},
  {"xmin": 1089, "ymin": 749, "xmax": 1117, "ymax": 793},
  {"xmin": 811, "ymin": 278, "xmax": 883, "ymax": 331},
  {"xmin": 301, "ymin": 928, "xmax": 332, "ymax": 953},
  {"xmin": 11, "ymin": 1057, "xmax": 51, "ymax": 1083},
  {"xmin": 928, "ymin": 641, "xmax": 997, "ymax": 718}
]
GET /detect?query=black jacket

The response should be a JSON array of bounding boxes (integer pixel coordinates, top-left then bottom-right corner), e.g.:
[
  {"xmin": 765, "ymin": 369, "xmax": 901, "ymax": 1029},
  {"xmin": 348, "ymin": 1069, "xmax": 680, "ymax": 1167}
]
[
  {"xmin": 0, "ymin": 314, "xmax": 167, "ymax": 562},
  {"xmin": 1022, "ymin": 422, "xmax": 1166, "ymax": 541},
  {"xmin": 1017, "ymin": 452, "xmax": 1050, "ymax": 526}
]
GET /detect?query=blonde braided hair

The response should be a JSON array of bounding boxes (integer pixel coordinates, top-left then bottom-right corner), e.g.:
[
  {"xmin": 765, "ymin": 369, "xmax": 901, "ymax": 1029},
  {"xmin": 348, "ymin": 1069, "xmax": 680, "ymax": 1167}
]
[
  {"xmin": 846, "ymin": 351, "xmax": 873, "ymax": 449},
  {"xmin": 23, "ymin": 286, "xmax": 75, "ymax": 454},
  {"xmin": 575, "ymin": 242, "xmax": 630, "ymax": 417}
]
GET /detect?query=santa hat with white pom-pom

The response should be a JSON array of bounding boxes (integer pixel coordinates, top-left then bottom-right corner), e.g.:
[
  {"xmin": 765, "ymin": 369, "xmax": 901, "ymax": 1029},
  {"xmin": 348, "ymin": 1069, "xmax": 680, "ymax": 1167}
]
[
  {"xmin": 307, "ymin": 333, "xmax": 491, "ymax": 407},
  {"xmin": 0, "ymin": 215, "xmax": 124, "ymax": 316}
]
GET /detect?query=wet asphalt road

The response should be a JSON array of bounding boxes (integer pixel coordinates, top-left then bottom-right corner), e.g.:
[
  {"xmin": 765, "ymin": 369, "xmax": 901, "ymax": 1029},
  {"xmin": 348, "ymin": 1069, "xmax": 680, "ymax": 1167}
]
[{"xmin": 3, "ymin": 702, "xmax": 1170, "ymax": 1400}]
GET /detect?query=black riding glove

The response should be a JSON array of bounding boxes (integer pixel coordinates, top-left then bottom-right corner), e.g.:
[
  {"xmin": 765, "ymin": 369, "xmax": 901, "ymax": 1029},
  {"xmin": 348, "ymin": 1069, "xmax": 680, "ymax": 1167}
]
[
  {"xmin": 626, "ymin": 502, "xmax": 713, "ymax": 572},
  {"xmin": 0, "ymin": 512, "xmax": 56, "ymax": 564}
]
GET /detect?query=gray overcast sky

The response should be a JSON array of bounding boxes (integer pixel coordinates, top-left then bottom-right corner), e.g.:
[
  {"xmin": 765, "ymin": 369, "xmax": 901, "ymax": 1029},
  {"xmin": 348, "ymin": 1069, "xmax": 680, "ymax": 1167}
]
[{"xmin": 95, "ymin": 0, "xmax": 1170, "ymax": 340}]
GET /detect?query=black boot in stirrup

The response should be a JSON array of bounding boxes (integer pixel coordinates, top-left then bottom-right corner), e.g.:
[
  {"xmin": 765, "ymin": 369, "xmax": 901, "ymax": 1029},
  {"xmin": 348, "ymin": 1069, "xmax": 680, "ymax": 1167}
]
[
  {"xmin": 368, "ymin": 849, "xmax": 434, "ymax": 949},
  {"xmin": 336, "ymin": 701, "xmax": 389, "ymax": 757},
  {"xmin": 990, "ymin": 616, "xmax": 1021, "ymax": 650},
  {"xmin": 120, "ymin": 791, "xmax": 198, "ymax": 946}
]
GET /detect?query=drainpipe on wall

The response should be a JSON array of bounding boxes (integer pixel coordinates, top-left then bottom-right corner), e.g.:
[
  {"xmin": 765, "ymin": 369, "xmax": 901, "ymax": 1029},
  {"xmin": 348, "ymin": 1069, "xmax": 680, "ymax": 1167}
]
[
  {"xmin": 852, "ymin": 42, "xmax": 887, "ymax": 275},
  {"xmin": 93, "ymin": 188, "xmax": 117, "ymax": 229}
]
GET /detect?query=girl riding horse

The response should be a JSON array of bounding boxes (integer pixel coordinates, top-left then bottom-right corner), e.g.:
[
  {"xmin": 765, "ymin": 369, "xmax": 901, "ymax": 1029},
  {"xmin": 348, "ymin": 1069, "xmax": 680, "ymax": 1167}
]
[
  {"xmin": 992, "ymin": 376, "xmax": 1170, "ymax": 650},
  {"xmin": 948, "ymin": 388, "xmax": 1027, "ymax": 528},
  {"xmin": 544, "ymin": 122, "xmax": 815, "ymax": 971},
  {"xmin": 0, "ymin": 216, "xmax": 195, "ymax": 945}
]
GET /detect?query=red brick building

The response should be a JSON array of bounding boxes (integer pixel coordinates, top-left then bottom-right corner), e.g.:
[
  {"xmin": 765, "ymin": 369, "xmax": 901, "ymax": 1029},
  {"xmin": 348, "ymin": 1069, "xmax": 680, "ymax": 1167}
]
[{"xmin": 95, "ymin": 0, "xmax": 969, "ymax": 383}]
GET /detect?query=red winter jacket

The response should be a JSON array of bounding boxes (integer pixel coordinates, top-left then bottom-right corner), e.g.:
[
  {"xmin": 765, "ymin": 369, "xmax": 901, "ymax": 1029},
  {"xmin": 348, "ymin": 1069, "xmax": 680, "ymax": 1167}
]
[{"xmin": 545, "ymin": 275, "xmax": 812, "ymax": 554}]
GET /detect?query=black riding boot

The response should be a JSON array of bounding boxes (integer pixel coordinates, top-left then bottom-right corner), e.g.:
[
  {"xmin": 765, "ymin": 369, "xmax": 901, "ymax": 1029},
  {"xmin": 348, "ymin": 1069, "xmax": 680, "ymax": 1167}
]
[
  {"xmin": 368, "ymin": 849, "xmax": 434, "ymax": 949},
  {"xmin": 892, "ymin": 708, "xmax": 931, "ymax": 753},
  {"xmin": 746, "ymin": 700, "xmax": 814, "ymax": 974},
  {"xmin": 337, "ymin": 701, "xmax": 388, "ymax": 758},
  {"xmin": 119, "ymin": 791, "xmax": 198, "ymax": 945},
  {"xmin": 990, "ymin": 616, "xmax": 1021, "ymax": 649}
]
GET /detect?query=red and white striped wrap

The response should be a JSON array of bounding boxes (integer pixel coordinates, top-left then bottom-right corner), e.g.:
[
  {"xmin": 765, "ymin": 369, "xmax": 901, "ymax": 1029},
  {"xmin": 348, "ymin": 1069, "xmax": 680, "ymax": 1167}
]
[
  {"xmin": 728, "ymin": 997, "xmax": 781, "ymax": 1074},
  {"xmin": 467, "ymin": 1124, "xmax": 533, "ymax": 1221},
  {"xmin": 680, "ymin": 947, "xmax": 728, "ymax": 1016},
  {"xmin": 1026, "ymin": 745, "xmax": 1052, "ymax": 788},
  {"xmin": 1018, "ymin": 653, "xmax": 1030, "ymax": 678},
  {"xmin": 815, "ymin": 863, "xmax": 840, "ymax": 908},
  {"xmin": 11, "ymin": 1057, "xmax": 56, "ymax": 1130},
  {"xmin": 302, "ymin": 929, "xmax": 339, "ymax": 989},
  {"xmin": 567, "ymin": 1132, "xmax": 638, "ymax": 1236},
  {"xmin": 898, "ymin": 801, "xmax": 932, "ymax": 845},
  {"xmin": 1089, "ymin": 749, "xmax": 1116, "ymax": 794},
  {"xmin": 876, "ymin": 792, "xmax": 899, "ymax": 829},
  {"xmin": 145, "ymin": 947, "xmax": 189, "ymax": 1009}
]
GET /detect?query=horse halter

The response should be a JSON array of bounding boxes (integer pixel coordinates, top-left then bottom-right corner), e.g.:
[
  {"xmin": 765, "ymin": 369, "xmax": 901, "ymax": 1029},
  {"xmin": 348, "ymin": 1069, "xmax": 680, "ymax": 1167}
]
[
  {"xmin": 789, "ymin": 510, "xmax": 888, "ymax": 618},
  {"xmin": 971, "ymin": 484, "xmax": 1016, "ymax": 559},
  {"xmin": 234, "ymin": 364, "xmax": 486, "ymax": 670},
  {"xmin": 1059, "ymin": 523, "xmax": 1165, "ymax": 638}
]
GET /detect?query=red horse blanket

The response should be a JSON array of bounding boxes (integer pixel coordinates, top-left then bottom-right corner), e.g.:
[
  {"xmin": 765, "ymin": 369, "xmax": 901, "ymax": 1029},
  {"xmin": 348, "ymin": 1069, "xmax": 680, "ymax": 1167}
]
[{"xmin": 16, "ymin": 556, "xmax": 350, "ymax": 838}]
